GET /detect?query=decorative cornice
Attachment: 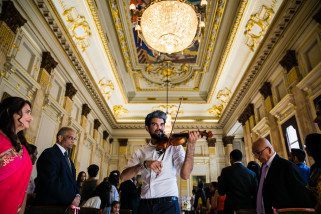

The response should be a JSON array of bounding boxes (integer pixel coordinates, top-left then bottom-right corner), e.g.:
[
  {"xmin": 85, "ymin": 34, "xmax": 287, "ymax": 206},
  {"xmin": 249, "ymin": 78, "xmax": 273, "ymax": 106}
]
[
  {"xmin": 259, "ymin": 82, "xmax": 272, "ymax": 99},
  {"xmin": 118, "ymin": 138, "xmax": 128, "ymax": 147},
  {"xmin": 114, "ymin": 123, "xmax": 221, "ymax": 129},
  {"xmin": 93, "ymin": 119, "xmax": 101, "ymax": 130},
  {"xmin": 81, "ymin": 104, "xmax": 91, "ymax": 117},
  {"xmin": 103, "ymin": 130, "xmax": 109, "ymax": 140},
  {"xmin": 279, "ymin": 50, "xmax": 298, "ymax": 73},
  {"xmin": 207, "ymin": 138, "xmax": 216, "ymax": 147},
  {"xmin": 219, "ymin": 0, "xmax": 304, "ymax": 127},
  {"xmin": 36, "ymin": 0, "xmax": 117, "ymax": 127},
  {"xmin": 313, "ymin": 8, "xmax": 321, "ymax": 24},
  {"xmin": 65, "ymin": 82, "xmax": 77, "ymax": 99},
  {"xmin": 222, "ymin": 135, "xmax": 234, "ymax": 147},
  {"xmin": 0, "ymin": 0, "xmax": 27, "ymax": 33},
  {"xmin": 40, "ymin": 52, "xmax": 58, "ymax": 74}
]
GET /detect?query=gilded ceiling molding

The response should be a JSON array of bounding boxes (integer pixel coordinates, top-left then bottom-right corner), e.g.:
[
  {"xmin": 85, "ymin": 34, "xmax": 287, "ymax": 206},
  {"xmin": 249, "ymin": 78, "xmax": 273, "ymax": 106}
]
[
  {"xmin": 113, "ymin": 105, "xmax": 128, "ymax": 118},
  {"xmin": 37, "ymin": 0, "xmax": 117, "ymax": 127},
  {"xmin": 154, "ymin": 104, "xmax": 183, "ymax": 117},
  {"xmin": 58, "ymin": 0, "xmax": 91, "ymax": 51},
  {"xmin": 108, "ymin": 0, "xmax": 226, "ymax": 92},
  {"xmin": 85, "ymin": 0, "xmax": 128, "ymax": 103},
  {"xmin": 244, "ymin": 5, "xmax": 274, "ymax": 51},
  {"xmin": 207, "ymin": 0, "xmax": 248, "ymax": 103},
  {"xmin": 208, "ymin": 104, "xmax": 223, "ymax": 118},
  {"xmin": 115, "ymin": 123, "xmax": 220, "ymax": 130},
  {"xmin": 219, "ymin": 0, "xmax": 304, "ymax": 127},
  {"xmin": 217, "ymin": 87, "xmax": 231, "ymax": 104},
  {"xmin": 98, "ymin": 78, "xmax": 114, "ymax": 100}
]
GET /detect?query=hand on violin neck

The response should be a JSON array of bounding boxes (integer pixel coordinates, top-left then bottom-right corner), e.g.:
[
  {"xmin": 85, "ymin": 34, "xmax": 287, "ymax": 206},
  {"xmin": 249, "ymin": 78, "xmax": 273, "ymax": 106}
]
[
  {"xmin": 187, "ymin": 131, "xmax": 201, "ymax": 145},
  {"xmin": 145, "ymin": 160, "xmax": 163, "ymax": 175}
]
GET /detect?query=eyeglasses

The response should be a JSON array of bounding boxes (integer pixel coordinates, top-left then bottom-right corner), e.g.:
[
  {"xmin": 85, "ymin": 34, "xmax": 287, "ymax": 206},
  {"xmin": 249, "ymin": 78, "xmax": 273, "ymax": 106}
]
[
  {"xmin": 65, "ymin": 135, "xmax": 77, "ymax": 141},
  {"xmin": 252, "ymin": 146, "xmax": 269, "ymax": 157}
]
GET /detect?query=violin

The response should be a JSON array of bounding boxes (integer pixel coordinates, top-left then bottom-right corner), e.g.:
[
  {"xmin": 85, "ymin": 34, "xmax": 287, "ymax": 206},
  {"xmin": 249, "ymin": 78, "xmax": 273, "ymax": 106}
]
[{"xmin": 156, "ymin": 130, "xmax": 213, "ymax": 150}]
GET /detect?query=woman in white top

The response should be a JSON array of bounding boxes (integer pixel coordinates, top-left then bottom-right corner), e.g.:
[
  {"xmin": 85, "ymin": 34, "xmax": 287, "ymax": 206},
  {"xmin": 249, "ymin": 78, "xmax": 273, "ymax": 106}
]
[{"xmin": 82, "ymin": 181, "xmax": 111, "ymax": 210}]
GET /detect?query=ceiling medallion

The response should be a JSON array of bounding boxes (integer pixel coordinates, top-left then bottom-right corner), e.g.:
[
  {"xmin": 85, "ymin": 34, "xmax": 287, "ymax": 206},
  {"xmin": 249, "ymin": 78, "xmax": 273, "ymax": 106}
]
[
  {"xmin": 98, "ymin": 78, "xmax": 114, "ymax": 100},
  {"xmin": 131, "ymin": 0, "xmax": 207, "ymax": 54}
]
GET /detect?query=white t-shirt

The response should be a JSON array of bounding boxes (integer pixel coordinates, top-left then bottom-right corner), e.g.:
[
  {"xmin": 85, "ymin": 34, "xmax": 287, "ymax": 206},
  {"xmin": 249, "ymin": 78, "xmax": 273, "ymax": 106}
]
[{"xmin": 125, "ymin": 143, "xmax": 185, "ymax": 199}]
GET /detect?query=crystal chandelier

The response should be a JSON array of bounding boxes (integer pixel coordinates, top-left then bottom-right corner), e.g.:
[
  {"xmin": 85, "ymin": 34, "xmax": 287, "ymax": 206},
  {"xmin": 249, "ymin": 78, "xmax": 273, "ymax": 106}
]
[{"xmin": 130, "ymin": 0, "xmax": 207, "ymax": 54}]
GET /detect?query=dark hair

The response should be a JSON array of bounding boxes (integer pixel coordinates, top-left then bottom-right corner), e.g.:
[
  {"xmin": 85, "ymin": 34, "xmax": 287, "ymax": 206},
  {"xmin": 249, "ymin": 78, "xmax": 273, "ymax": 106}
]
[
  {"xmin": 111, "ymin": 200, "xmax": 119, "ymax": 208},
  {"xmin": 247, "ymin": 161, "xmax": 261, "ymax": 180},
  {"xmin": 77, "ymin": 171, "xmax": 86, "ymax": 184},
  {"xmin": 56, "ymin": 127, "xmax": 74, "ymax": 141},
  {"xmin": 26, "ymin": 143, "xmax": 37, "ymax": 155},
  {"xmin": 109, "ymin": 170, "xmax": 120, "ymax": 186},
  {"xmin": 291, "ymin": 148, "xmax": 306, "ymax": 162},
  {"xmin": 0, "ymin": 96, "xmax": 32, "ymax": 152},
  {"xmin": 87, "ymin": 164, "xmax": 99, "ymax": 177},
  {"xmin": 230, "ymin": 149, "xmax": 242, "ymax": 161},
  {"xmin": 92, "ymin": 181, "xmax": 111, "ymax": 209},
  {"xmin": 305, "ymin": 133, "xmax": 321, "ymax": 164},
  {"xmin": 145, "ymin": 110, "xmax": 166, "ymax": 126}
]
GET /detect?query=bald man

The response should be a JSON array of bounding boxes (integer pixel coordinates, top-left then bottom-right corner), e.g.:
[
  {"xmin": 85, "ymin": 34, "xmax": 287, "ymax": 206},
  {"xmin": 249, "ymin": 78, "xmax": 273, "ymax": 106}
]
[{"xmin": 252, "ymin": 138, "xmax": 314, "ymax": 214}]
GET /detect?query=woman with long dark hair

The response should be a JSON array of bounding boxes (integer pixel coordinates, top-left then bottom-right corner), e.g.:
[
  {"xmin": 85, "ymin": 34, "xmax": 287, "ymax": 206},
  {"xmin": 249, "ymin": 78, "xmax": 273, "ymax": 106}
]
[
  {"xmin": 0, "ymin": 96, "xmax": 33, "ymax": 214},
  {"xmin": 76, "ymin": 171, "xmax": 87, "ymax": 193}
]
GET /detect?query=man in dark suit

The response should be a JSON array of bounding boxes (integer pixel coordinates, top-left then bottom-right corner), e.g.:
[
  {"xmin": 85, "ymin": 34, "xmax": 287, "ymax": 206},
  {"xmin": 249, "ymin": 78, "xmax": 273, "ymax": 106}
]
[
  {"xmin": 34, "ymin": 127, "xmax": 80, "ymax": 207},
  {"xmin": 253, "ymin": 138, "xmax": 314, "ymax": 214},
  {"xmin": 218, "ymin": 149, "xmax": 257, "ymax": 214},
  {"xmin": 119, "ymin": 177, "xmax": 140, "ymax": 213}
]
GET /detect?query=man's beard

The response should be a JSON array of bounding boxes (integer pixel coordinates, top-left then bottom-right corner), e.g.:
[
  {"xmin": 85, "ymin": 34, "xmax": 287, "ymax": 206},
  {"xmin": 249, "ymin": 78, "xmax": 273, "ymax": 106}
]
[{"xmin": 150, "ymin": 130, "xmax": 167, "ymax": 141}]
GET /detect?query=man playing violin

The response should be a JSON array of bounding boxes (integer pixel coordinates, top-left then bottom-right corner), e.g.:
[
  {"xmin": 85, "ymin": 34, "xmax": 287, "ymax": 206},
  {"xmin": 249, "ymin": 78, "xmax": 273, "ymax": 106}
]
[{"xmin": 120, "ymin": 110, "xmax": 200, "ymax": 214}]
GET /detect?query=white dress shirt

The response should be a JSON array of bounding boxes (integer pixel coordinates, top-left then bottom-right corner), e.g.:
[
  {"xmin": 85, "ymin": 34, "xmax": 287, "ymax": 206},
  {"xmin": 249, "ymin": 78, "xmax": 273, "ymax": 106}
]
[{"xmin": 125, "ymin": 142, "xmax": 185, "ymax": 199}]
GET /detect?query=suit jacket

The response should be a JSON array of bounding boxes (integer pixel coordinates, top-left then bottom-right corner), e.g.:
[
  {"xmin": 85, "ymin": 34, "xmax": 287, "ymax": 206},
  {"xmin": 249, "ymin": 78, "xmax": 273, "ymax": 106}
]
[
  {"xmin": 262, "ymin": 154, "xmax": 314, "ymax": 214},
  {"xmin": 218, "ymin": 162, "xmax": 258, "ymax": 213},
  {"xmin": 119, "ymin": 179, "xmax": 139, "ymax": 210},
  {"xmin": 35, "ymin": 144, "xmax": 78, "ymax": 205}
]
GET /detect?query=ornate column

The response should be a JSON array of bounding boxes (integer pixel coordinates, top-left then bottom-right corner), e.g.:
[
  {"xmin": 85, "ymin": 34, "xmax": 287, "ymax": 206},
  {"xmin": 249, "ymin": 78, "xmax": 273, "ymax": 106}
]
[
  {"xmin": 74, "ymin": 104, "xmax": 91, "ymax": 171},
  {"xmin": 90, "ymin": 119, "xmax": 101, "ymax": 163},
  {"xmin": 238, "ymin": 104, "xmax": 255, "ymax": 163},
  {"xmin": 207, "ymin": 138, "xmax": 216, "ymax": 181},
  {"xmin": 0, "ymin": 0, "xmax": 27, "ymax": 67},
  {"xmin": 222, "ymin": 136, "xmax": 234, "ymax": 165},
  {"xmin": 102, "ymin": 130, "xmax": 110, "ymax": 178},
  {"xmin": 259, "ymin": 82, "xmax": 283, "ymax": 154},
  {"xmin": 118, "ymin": 138, "xmax": 128, "ymax": 171},
  {"xmin": 60, "ymin": 82, "xmax": 77, "ymax": 126},
  {"xmin": 279, "ymin": 50, "xmax": 313, "ymax": 146},
  {"xmin": 26, "ymin": 52, "xmax": 58, "ymax": 144}
]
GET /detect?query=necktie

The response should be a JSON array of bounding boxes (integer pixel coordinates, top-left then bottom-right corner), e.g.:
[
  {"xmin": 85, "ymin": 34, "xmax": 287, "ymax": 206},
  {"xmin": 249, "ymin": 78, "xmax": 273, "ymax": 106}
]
[
  {"xmin": 256, "ymin": 164, "xmax": 269, "ymax": 214},
  {"xmin": 64, "ymin": 151, "xmax": 72, "ymax": 171}
]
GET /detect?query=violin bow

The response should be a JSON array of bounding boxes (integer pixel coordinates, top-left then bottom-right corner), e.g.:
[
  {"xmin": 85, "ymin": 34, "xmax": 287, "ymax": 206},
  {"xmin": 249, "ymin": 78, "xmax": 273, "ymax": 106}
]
[{"xmin": 160, "ymin": 97, "xmax": 183, "ymax": 162}]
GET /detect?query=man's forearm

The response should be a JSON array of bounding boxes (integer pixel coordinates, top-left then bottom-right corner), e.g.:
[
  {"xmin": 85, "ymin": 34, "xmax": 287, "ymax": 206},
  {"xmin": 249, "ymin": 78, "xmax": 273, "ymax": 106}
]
[
  {"xmin": 180, "ymin": 144, "xmax": 195, "ymax": 180},
  {"xmin": 120, "ymin": 163, "xmax": 143, "ymax": 182}
]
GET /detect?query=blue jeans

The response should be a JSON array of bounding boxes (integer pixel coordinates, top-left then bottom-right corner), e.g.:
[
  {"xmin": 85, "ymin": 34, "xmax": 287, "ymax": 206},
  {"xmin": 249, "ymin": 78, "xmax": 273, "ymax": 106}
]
[{"xmin": 138, "ymin": 196, "xmax": 180, "ymax": 214}]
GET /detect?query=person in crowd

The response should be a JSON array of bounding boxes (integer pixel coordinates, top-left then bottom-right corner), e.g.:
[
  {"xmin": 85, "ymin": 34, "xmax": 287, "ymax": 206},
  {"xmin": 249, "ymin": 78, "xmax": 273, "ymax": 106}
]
[
  {"xmin": 218, "ymin": 149, "xmax": 257, "ymax": 213},
  {"xmin": 193, "ymin": 181, "xmax": 206, "ymax": 212},
  {"xmin": 252, "ymin": 137, "xmax": 314, "ymax": 214},
  {"xmin": 290, "ymin": 148, "xmax": 310, "ymax": 185},
  {"xmin": 120, "ymin": 177, "xmax": 140, "ymax": 214},
  {"xmin": 34, "ymin": 127, "xmax": 80, "ymax": 207},
  {"xmin": 305, "ymin": 133, "xmax": 321, "ymax": 212},
  {"xmin": 190, "ymin": 189, "xmax": 196, "ymax": 213},
  {"xmin": 77, "ymin": 171, "xmax": 87, "ymax": 194},
  {"xmin": 0, "ymin": 97, "xmax": 33, "ymax": 214},
  {"xmin": 104, "ymin": 171, "xmax": 120, "ymax": 214},
  {"xmin": 82, "ymin": 180, "xmax": 111, "ymax": 209},
  {"xmin": 81, "ymin": 164, "xmax": 99, "ymax": 203},
  {"xmin": 216, "ymin": 176, "xmax": 226, "ymax": 214},
  {"xmin": 314, "ymin": 99, "xmax": 321, "ymax": 131},
  {"xmin": 247, "ymin": 160, "xmax": 261, "ymax": 182},
  {"xmin": 26, "ymin": 144, "xmax": 38, "ymax": 206},
  {"xmin": 120, "ymin": 110, "xmax": 201, "ymax": 214},
  {"xmin": 110, "ymin": 201, "xmax": 120, "ymax": 214},
  {"xmin": 208, "ymin": 182, "xmax": 218, "ymax": 214}
]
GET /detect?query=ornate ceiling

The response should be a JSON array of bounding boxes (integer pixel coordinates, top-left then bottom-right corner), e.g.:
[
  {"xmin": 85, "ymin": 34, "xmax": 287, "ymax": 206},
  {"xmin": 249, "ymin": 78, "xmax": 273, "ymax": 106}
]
[{"xmin": 37, "ymin": 0, "xmax": 292, "ymax": 129}]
